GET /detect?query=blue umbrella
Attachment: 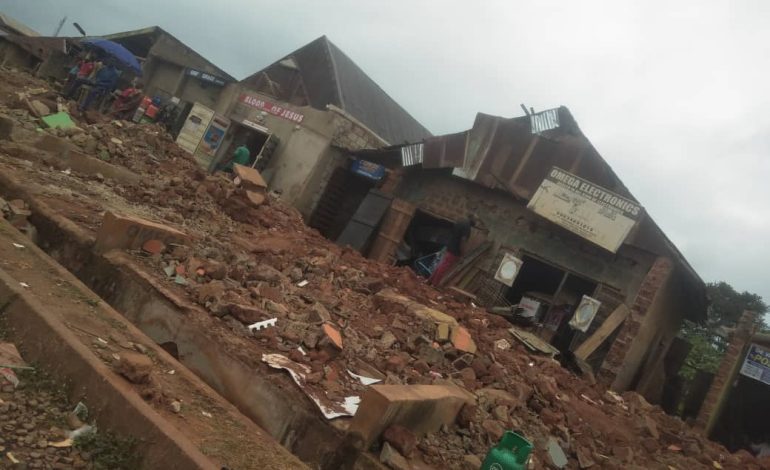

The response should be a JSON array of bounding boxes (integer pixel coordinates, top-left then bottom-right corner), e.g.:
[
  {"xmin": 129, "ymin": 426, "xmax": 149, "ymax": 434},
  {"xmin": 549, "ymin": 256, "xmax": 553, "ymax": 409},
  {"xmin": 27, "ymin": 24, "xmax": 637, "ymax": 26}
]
[{"xmin": 81, "ymin": 38, "xmax": 142, "ymax": 75}]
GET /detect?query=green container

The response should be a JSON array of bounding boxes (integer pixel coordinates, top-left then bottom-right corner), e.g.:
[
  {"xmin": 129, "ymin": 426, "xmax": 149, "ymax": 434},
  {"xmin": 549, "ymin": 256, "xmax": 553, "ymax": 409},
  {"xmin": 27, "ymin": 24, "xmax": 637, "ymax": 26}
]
[{"xmin": 480, "ymin": 431, "xmax": 532, "ymax": 470}]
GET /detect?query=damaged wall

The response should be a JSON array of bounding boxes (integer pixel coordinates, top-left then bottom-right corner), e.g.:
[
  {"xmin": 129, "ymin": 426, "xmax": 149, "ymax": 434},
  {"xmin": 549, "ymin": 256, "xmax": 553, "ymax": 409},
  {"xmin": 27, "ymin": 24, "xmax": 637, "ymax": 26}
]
[{"xmin": 396, "ymin": 169, "xmax": 656, "ymax": 296}]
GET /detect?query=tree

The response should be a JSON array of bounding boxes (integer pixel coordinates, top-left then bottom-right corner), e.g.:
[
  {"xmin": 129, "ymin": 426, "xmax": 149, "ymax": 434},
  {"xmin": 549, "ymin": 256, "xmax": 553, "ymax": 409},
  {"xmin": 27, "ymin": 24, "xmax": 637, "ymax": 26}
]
[
  {"xmin": 705, "ymin": 281, "xmax": 768, "ymax": 329},
  {"xmin": 678, "ymin": 281, "xmax": 768, "ymax": 380}
]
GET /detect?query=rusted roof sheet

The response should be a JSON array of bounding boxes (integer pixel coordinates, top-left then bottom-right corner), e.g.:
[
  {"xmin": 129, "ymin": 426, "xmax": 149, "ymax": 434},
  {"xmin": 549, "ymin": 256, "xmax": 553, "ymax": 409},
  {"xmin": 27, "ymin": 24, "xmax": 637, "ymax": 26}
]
[{"xmin": 422, "ymin": 131, "xmax": 467, "ymax": 169}]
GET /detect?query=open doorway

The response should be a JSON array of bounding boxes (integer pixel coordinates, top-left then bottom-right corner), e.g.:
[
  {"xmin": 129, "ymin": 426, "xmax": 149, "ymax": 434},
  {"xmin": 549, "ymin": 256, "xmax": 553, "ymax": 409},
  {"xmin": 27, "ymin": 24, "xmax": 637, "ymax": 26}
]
[
  {"xmin": 223, "ymin": 122, "xmax": 272, "ymax": 169},
  {"xmin": 711, "ymin": 372, "xmax": 770, "ymax": 453},
  {"xmin": 397, "ymin": 210, "xmax": 455, "ymax": 275},
  {"xmin": 504, "ymin": 255, "xmax": 597, "ymax": 351},
  {"xmin": 308, "ymin": 166, "xmax": 378, "ymax": 240}
]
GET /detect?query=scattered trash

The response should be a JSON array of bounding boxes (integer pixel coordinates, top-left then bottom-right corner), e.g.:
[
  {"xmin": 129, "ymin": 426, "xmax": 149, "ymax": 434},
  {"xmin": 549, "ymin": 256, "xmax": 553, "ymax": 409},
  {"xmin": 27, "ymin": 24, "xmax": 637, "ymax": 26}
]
[
  {"xmin": 167, "ymin": 369, "xmax": 175, "ymax": 375},
  {"xmin": 668, "ymin": 444, "xmax": 682, "ymax": 452},
  {"xmin": 0, "ymin": 368, "xmax": 19, "ymax": 388},
  {"xmin": 11, "ymin": 242, "xmax": 24, "ymax": 249},
  {"xmin": 73, "ymin": 401, "xmax": 89, "ymax": 420},
  {"xmin": 173, "ymin": 275, "xmax": 188, "ymax": 285},
  {"xmin": 163, "ymin": 265, "xmax": 176, "ymax": 277},
  {"xmin": 547, "ymin": 437, "xmax": 568, "ymax": 468},
  {"xmin": 347, "ymin": 370, "xmax": 382, "ymax": 386},
  {"xmin": 48, "ymin": 438, "xmax": 74, "ymax": 448},
  {"xmin": 19, "ymin": 282, "xmax": 29, "ymax": 288},
  {"xmin": 6, "ymin": 452, "xmax": 19, "ymax": 464},
  {"xmin": 494, "ymin": 339, "xmax": 511, "ymax": 350},
  {"xmin": 68, "ymin": 424, "xmax": 96, "ymax": 440},
  {"xmin": 247, "ymin": 318, "xmax": 277, "ymax": 333},
  {"xmin": 61, "ymin": 168, "xmax": 72, "ymax": 175},
  {"xmin": 96, "ymin": 337, "xmax": 108, "ymax": 345},
  {"xmin": 41, "ymin": 111, "xmax": 76, "ymax": 129},
  {"xmin": 171, "ymin": 400, "xmax": 182, "ymax": 413},
  {"xmin": 262, "ymin": 353, "xmax": 360, "ymax": 419},
  {"xmin": 201, "ymin": 411, "xmax": 213, "ymax": 418},
  {"xmin": 297, "ymin": 346, "xmax": 306, "ymax": 356},
  {"xmin": 297, "ymin": 280, "xmax": 309, "ymax": 287}
]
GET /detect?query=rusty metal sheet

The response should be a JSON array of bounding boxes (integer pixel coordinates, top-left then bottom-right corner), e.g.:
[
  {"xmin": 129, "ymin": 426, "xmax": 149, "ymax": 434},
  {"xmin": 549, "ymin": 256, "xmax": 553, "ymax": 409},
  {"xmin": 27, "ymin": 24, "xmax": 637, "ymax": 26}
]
[{"xmin": 422, "ymin": 131, "xmax": 467, "ymax": 169}]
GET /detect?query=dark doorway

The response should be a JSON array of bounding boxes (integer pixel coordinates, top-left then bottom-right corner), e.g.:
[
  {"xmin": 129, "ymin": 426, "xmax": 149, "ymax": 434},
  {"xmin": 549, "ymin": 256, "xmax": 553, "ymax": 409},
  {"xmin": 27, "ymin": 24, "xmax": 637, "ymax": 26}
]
[
  {"xmin": 224, "ymin": 123, "xmax": 270, "ymax": 168},
  {"xmin": 504, "ymin": 255, "xmax": 598, "ymax": 352},
  {"xmin": 397, "ymin": 210, "xmax": 455, "ymax": 275},
  {"xmin": 711, "ymin": 371, "xmax": 770, "ymax": 453},
  {"xmin": 309, "ymin": 167, "xmax": 377, "ymax": 240},
  {"xmin": 505, "ymin": 255, "xmax": 564, "ymax": 306}
]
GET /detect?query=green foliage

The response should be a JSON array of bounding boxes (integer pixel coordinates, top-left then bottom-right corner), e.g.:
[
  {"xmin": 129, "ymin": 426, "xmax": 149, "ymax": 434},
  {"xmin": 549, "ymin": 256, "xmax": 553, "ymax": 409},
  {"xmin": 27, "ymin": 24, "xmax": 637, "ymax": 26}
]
[
  {"xmin": 706, "ymin": 281, "xmax": 768, "ymax": 329},
  {"xmin": 74, "ymin": 431, "xmax": 141, "ymax": 470},
  {"xmin": 679, "ymin": 320, "xmax": 726, "ymax": 380},
  {"xmin": 678, "ymin": 281, "xmax": 767, "ymax": 379}
]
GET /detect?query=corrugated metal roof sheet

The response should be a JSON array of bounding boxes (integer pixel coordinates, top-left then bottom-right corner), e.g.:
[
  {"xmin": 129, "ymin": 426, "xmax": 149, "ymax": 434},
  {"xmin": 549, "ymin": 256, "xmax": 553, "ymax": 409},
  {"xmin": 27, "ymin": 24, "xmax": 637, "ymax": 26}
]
[
  {"xmin": 241, "ymin": 36, "xmax": 432, "ymax": 145},
  {"xmin": 422, "ymin": 131, "xmax": 468, "ymax": 169},
  {"xmin": 530, "ymin": 108, "xmax": 560, "ymax": 134},
  {"xmin": 401, "ymin": 143, "xmax": 423, "ymax": 166}
]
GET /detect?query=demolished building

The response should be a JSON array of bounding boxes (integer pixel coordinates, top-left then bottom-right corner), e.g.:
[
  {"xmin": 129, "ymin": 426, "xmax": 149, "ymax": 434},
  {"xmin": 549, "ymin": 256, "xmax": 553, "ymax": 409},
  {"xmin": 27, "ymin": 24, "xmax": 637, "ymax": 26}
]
[
  {"xmin": 194, "ymin": 35, "xmax": 431, "ymax": 216},
  {"xmin": 323, "ymin": 106, "xmax": 709, "ymax": 404}
]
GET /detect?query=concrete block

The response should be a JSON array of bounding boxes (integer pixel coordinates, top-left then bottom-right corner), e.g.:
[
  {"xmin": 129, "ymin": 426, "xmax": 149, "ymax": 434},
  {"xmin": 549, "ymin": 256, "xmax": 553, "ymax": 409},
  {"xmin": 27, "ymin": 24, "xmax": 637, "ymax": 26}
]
[
  {"xmin": 233, "ymin": 164, "xmax": 267, "ymax": 191},
  {"xmin": 349, "ymin": 384, "xmax": 475, "ymax": 448},
  {"xmin": 94, "ymin": 211, "xmax": 189, "ymax": 254}
]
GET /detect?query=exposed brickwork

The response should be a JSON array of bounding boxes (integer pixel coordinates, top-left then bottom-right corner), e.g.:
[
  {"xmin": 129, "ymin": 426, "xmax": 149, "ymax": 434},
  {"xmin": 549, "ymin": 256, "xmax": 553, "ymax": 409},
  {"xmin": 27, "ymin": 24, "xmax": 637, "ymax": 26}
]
[
  {"xmin": 694, "ymin": 311, "xmax": 757, "ymax": 435},
  {"xmin": 598, "ymin": 257, "xmax": 673, "ymax": 386}
]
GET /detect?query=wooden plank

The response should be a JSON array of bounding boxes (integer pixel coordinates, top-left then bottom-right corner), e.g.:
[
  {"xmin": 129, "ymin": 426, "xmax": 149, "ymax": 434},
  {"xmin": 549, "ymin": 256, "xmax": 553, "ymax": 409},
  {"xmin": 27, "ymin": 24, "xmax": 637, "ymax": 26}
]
[
  {"xmin": 368, "ymin": 199, "xmax": 415, "ymax": 263},
  {"xmin": 573, "ymin": 304, "xmax": 630, "ymax": 360}
]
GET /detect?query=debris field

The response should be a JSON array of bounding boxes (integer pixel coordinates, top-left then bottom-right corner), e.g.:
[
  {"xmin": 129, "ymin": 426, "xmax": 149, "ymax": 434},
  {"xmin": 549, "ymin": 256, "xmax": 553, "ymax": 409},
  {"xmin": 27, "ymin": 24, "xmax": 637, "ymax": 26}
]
[{"xmin": 0, "ymin": 67, "xmax": 768, "ymax": 470}]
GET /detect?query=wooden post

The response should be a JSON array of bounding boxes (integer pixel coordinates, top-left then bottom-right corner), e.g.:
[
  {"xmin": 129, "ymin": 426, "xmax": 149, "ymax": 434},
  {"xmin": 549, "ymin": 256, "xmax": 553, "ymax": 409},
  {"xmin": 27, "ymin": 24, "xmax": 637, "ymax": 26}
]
[{"xmin": 573, "ymin": 304, "xmax": 630, "ymax": 361}]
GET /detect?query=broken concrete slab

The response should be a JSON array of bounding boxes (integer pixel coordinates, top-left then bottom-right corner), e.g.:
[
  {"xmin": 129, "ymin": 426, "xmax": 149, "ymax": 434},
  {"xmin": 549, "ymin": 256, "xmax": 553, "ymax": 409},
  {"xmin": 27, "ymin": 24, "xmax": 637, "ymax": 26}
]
[
  {"xmin": 233, "ymin": 164, "xmax": 267, "ymax": 191},
  {"xmin": 94, "ymin": 212, "xmax": 189, "ymax": 254},
  {"xmin": 349, "ymin": 384, "xmax": 475, "ymax": 448}
]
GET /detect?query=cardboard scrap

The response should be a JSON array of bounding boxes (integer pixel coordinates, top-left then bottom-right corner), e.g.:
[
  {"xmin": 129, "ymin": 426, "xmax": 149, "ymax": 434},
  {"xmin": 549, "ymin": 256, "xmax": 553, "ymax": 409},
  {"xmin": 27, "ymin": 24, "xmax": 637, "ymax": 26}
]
[{"xmin": 262, "ymin": 353, "xmax": 360, "ymax": 419}]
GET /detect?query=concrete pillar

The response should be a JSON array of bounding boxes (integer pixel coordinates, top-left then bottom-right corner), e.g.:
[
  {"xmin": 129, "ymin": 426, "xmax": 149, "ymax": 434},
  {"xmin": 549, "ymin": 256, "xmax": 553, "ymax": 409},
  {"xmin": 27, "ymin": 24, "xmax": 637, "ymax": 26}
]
[
  {"xmin": 597, "ymin": 256, "xmax": 674, "ymax": 388},
  {"xmin": 693, "ymin": 311, "xmax": 757, "ymax": 436}
]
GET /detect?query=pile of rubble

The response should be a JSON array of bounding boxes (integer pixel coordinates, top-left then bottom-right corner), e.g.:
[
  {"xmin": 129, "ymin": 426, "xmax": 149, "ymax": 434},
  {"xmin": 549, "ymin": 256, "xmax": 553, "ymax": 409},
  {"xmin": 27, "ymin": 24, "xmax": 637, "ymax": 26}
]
[{"xmin": 0, "ymin": 66, "xmax": 767, "ymax": 470}]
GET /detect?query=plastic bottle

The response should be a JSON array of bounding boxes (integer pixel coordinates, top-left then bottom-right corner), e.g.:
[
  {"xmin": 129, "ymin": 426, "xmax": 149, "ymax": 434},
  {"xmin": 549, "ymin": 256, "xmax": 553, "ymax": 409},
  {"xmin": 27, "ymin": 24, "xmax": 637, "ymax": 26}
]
[{"xmin": 480, "ymin": 431, "xmax": 533, "ymax": 470}]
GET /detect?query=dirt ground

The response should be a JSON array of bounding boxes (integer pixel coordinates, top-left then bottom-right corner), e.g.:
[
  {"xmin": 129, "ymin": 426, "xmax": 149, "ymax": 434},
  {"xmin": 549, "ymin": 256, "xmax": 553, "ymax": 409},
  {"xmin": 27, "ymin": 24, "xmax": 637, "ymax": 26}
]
[{"xmin": 0, "ymin": 66, "xmax": 768, "ymax": 470}]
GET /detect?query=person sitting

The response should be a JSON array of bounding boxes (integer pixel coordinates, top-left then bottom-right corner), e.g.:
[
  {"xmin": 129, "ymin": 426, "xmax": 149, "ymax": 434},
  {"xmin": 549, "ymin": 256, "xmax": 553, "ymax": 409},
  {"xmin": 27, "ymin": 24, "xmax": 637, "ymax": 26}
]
[{"xmin": 78, "ymin": 61, "xmax": 120, "ymax": 112}]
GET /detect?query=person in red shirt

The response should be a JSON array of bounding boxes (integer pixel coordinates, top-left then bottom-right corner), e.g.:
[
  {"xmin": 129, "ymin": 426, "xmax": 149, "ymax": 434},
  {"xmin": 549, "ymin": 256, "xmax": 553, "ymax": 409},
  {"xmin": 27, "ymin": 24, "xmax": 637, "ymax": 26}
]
[{"xmin": 428, "ymin": 215, "xmax": 478, "ymax": 286}]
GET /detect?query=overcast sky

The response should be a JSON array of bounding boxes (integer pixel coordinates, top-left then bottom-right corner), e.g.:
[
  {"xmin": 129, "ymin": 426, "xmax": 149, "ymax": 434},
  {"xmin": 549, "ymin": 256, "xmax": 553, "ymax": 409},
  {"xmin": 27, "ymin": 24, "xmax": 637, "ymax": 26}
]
[{"xmin": 4, "ymin": 0, "xmax": 769, "ymax": 306}]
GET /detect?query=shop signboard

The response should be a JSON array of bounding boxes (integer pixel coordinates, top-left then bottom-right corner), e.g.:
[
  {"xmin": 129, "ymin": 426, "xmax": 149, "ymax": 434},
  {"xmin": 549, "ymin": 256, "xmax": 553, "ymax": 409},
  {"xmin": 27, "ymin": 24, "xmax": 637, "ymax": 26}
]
[
  {"xmin": 527, "ymin": 167, "xmax": 643, "ymax": 253},
  {"xmin": 740, "ymin": 343, "xmax": 770, "ymax": 386},
  {"xmin": 186, "ymin": 68, "xmax": 227, "ymax": 86},
  {"xmin": 350, "ymin": 159, "xmax": 385, "ymax": 181},
  {"xmin": 176, "ymin": 103, "xmax": 214, "ymax": 155},
  {"xmin": 239, "ymin": 94, "xmax": 304, "ymax": 124}
]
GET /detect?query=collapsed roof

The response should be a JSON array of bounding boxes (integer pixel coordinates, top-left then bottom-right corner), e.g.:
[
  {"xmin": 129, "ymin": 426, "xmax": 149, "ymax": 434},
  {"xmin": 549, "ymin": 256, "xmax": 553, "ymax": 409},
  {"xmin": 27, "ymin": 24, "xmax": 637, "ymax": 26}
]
[
  {"xmin": 241, "ymin": 36, "xmax": 432, "ymax": 145},
  {"xmin": 353, "ymin": 107, "xmax": 708, "ymax": 321}
]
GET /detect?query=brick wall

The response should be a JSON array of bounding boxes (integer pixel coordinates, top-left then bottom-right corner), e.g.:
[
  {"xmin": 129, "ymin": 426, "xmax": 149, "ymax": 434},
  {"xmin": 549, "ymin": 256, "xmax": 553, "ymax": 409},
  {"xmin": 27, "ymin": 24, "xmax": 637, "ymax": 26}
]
[
  {"xmin": 598, "ymin": 256, "xmax": 673, "ymax": 387},
  {"xmin": 395, "ymin": 170, "xmax": 656, "ymax": 293},
  {"xmin": 694, "ymin": 311, "xmax": 757, "ymax": 435}
]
